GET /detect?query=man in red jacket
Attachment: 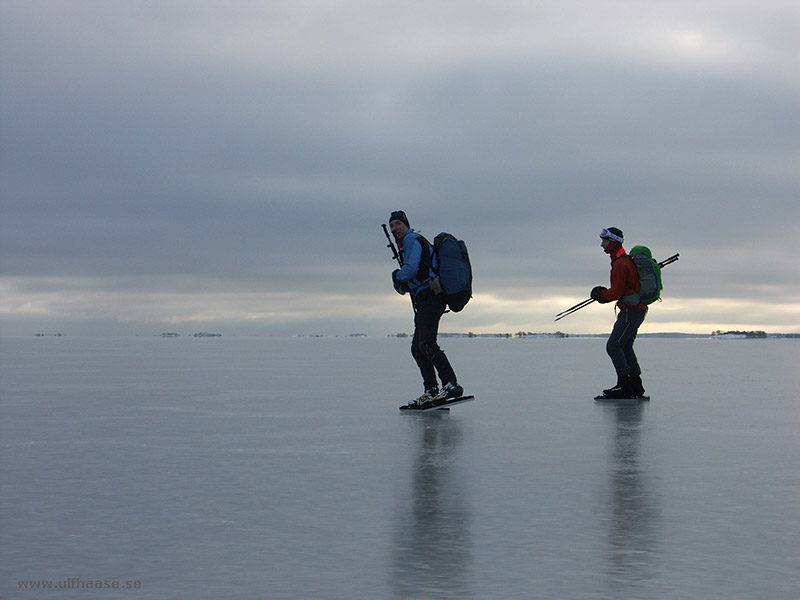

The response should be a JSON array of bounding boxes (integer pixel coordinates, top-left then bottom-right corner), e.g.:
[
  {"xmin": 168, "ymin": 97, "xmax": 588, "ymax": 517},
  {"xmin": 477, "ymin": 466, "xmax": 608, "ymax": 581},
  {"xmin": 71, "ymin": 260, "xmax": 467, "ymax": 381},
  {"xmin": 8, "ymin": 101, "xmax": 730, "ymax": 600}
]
[{"xmin": 590, "ymin": 227, "xmax": 648, "ymax": 399}]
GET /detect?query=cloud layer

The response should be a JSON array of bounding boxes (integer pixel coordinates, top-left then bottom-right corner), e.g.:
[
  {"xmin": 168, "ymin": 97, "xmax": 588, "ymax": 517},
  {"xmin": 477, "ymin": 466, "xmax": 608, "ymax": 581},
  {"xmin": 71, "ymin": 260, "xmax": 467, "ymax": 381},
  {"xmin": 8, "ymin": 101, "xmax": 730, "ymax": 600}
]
[{"xmin": 2, "ymin": 1, "xmax": 798, "ymax": 336}]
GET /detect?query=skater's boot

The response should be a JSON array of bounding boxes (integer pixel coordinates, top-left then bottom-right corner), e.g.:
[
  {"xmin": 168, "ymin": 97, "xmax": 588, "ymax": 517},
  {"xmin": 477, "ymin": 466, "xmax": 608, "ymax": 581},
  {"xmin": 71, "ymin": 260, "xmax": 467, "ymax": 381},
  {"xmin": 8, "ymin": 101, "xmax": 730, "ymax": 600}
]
[
  {"xmin": 434, "ymin": 381, "xmax": 463, "ymax": 401},
  {"xmin": 602, "ymin": 375, "xmax": 633, "ymax": 399},
  {"xmin": 630, "ymin": 373, "xmax": 646, "ymax": 398},
  {"xmin": 408, "ymin": 387, "xmax": 439, "ymax": 407},
  {"xmin": 602, "ymin": 376, "xmax": 622, "ymax": 396}
]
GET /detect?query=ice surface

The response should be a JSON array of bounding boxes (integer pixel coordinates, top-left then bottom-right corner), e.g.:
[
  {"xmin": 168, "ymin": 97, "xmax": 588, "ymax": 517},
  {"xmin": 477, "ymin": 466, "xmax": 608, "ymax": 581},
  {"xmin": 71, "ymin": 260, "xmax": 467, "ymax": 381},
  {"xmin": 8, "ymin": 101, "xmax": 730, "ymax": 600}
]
[{"xmin": 1, "ymin": 336, "xmax": 799, "ymax": 599}]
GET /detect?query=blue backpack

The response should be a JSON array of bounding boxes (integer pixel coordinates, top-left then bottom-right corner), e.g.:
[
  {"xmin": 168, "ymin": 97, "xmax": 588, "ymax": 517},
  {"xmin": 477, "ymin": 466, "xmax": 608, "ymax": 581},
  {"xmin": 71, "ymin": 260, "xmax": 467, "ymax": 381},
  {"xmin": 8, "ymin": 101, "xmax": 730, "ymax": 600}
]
[{"xmin": 432, "ymin": 232, "xmax": 473, "ymax": 312}]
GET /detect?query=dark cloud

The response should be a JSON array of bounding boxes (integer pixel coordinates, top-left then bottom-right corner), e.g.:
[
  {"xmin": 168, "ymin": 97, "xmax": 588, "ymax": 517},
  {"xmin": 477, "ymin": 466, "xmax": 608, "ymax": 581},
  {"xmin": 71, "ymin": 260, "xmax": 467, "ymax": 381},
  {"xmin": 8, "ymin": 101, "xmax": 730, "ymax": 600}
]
[{"xmin": 1, "ymin": 1, "xmax": 798, "ymax": 335}]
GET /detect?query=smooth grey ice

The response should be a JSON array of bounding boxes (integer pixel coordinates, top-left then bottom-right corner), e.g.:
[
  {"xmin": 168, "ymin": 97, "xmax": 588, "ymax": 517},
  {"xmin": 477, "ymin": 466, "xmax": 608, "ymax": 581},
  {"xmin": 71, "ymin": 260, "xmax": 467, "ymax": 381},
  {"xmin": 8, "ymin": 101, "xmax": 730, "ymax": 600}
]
[{"xmin": 2, "ymin": 336, "xmax": 798, "ymax": 599}]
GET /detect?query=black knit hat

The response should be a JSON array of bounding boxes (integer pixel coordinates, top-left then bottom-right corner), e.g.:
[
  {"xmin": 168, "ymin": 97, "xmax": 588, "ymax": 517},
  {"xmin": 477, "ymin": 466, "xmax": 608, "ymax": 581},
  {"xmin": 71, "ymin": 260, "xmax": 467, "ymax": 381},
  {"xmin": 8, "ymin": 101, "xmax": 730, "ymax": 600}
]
[{"xmin": 389, "ymin": 210, "xmax": 410, "ymax": 227}]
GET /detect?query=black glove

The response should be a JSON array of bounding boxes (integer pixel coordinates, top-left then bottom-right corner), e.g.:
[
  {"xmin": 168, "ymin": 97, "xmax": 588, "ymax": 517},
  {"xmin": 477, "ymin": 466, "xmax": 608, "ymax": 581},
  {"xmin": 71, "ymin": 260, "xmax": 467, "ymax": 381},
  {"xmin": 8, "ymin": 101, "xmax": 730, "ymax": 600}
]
[
  {"xmin": 590, "ymin": 286, "xmax": 607, "ymax": 301},
  {"xmin": 392, "ymin": 270, "xmax": 409, "ymax": 295}
]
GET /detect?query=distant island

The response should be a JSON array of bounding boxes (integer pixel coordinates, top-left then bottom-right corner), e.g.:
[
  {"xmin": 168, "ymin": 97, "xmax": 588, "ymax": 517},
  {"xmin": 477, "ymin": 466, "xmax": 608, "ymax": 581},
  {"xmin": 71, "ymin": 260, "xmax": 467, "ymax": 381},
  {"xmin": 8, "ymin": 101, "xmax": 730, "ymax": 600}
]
[
  {"xmin": 388, "ymin": 331, "xmax": 568, "ymax": 338},
  {"xmin": 381, "ymin": 330, "xmax": 799, "ymax": 339},
  {"xmin": 157, "ymin": 332, "xmax": 222, "ymax": 338},
  {"xmin": 711, "ymin": 330, "xmax": 768, "ymax": 339},
  {"xmin": 26, "ymin": 331, "xmax": 799, "ymax": 339},
  {"xmin": 515, "ymin": 331, "xmax": 569, "ymax": 338}
]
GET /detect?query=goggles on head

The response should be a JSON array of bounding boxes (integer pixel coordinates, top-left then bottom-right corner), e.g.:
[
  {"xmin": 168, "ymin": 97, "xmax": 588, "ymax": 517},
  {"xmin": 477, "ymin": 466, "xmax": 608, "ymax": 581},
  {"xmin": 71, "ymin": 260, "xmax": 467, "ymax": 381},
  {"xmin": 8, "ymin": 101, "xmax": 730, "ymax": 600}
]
[{"xmin": 600, "ymin": 228, "xmax": 623, "ymax": 244}]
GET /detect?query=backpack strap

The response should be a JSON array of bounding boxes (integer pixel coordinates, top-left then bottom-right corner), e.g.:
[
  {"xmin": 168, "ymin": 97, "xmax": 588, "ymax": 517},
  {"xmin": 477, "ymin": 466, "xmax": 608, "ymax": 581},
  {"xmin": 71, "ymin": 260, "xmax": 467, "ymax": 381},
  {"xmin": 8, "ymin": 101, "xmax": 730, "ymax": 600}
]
[{"xmin": 411, "ymin": 234, "xmax": 433, "ymax": 288}]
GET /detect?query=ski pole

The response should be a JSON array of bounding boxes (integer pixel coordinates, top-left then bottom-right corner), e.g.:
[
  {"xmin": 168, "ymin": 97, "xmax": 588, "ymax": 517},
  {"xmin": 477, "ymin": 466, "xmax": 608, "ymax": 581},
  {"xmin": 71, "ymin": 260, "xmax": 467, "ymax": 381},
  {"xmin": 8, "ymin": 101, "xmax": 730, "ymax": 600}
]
[
  {"xmin": 554, "ymin": 297, "xmax": 595, "ymax": 319},
  {"xmin": 554, "ymin": 253, "xmax": 680, "ymax": 321},
  {"xmin": 382, "ymin": 223, "xmax": 403, "ymax": 266},
  {"xmin": 554, "ymin": 299, "xmax": 595, "ymax": 322},
  {"xmin": 383, "ymin": 223, "xmax": 417, "ymax": 314},
  {"xmin": 659, "ymin": 253, "xmax": 680, "ymax": 268}
]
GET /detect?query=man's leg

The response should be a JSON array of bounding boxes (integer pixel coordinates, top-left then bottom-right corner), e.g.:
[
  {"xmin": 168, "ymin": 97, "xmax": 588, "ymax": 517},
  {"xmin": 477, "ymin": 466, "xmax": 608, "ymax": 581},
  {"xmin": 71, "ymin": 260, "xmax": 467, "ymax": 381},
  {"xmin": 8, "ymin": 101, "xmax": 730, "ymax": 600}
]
[
  {"xmin": 606, "ymin": 309, "xmax": 644, "ymax": 376},
  {"xmin": 622, "ymin": 309, "xmax": 645, "ymax": 374},
  {"xmin": 411, "ymin": 330, "xmax": 438, "ymax": 393},
  {"xmin": 623, "ymin": 309, "xmax": 646, "ymax": 395},
  {"xmin": 412, "ymin": 291, "xmax": 456, "ymax": 388},
  {"xmin": 604, "ymin": 309, "xmax": 645, "ymax": 397}
]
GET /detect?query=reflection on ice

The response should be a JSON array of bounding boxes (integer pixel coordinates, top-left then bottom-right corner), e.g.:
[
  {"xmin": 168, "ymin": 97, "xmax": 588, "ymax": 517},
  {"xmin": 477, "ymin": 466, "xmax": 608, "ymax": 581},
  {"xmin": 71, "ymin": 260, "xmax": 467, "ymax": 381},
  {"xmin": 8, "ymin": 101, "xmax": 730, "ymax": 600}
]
[
  {"xmin": 600, "ymin": 403, "xmax": 662, "ymax": 596},
  {"xmin": 390, "ymin": 416, "xmax": 473, "ymax": 599}
]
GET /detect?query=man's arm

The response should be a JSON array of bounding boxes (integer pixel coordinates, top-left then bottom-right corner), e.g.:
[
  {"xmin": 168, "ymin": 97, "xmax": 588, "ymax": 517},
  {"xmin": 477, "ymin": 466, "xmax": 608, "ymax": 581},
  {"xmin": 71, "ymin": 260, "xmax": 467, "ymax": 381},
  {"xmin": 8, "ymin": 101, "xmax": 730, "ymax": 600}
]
[{"xmin": 600, "ymin": 259, "xmax": 631, "ymax": 302}]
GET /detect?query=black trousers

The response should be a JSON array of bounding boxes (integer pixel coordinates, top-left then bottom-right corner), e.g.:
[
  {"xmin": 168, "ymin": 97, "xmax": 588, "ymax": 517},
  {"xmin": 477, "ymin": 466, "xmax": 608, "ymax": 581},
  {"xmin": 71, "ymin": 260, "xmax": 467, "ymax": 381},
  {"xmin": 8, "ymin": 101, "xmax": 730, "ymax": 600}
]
[
  {"xmin": 411, "ymin": 289, "xmax": 456, "ymax": 391},
  {"xmin": 606, "ymin": 307, "xmax": 646, "ymax": 377}
]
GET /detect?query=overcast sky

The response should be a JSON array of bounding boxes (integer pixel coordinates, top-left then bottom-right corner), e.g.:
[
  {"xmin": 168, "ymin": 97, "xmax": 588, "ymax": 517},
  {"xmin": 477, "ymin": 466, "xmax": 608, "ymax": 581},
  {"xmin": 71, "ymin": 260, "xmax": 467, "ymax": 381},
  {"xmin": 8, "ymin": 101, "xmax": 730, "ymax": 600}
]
[{"xmin": 2, "ymin": 0, "xmax": 798, "ymax": 337}]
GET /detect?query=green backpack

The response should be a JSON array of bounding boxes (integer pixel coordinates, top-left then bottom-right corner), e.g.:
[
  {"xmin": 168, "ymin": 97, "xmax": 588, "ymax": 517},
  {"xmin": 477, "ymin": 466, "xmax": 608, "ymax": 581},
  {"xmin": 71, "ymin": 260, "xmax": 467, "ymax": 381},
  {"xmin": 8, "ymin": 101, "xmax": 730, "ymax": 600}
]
[{"xmin": 623, "ymin": 245, "xmax": 663, "ymax": 305}]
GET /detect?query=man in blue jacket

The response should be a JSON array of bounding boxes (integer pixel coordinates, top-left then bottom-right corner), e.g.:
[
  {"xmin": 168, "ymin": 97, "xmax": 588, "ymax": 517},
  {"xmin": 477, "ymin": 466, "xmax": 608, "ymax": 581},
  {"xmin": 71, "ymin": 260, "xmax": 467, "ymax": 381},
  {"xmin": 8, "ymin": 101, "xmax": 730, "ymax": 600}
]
[{"xmin": 389, "ymin": 210, "xmax": 463, "ymax": 406}]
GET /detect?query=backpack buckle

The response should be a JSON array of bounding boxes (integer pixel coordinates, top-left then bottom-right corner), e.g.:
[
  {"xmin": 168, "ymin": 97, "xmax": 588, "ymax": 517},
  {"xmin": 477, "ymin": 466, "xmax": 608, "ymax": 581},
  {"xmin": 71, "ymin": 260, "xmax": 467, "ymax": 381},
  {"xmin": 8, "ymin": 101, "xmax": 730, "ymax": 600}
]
[{"xmin": 430, "ymin": 277, "xmax": 443, "ymax": 295}]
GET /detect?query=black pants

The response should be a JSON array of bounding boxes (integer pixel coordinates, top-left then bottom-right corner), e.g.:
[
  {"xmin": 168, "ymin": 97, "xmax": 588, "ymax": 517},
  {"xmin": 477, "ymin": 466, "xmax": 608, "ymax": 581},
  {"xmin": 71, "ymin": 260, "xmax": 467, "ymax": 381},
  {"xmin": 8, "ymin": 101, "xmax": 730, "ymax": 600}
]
[
  {"xmin": 606, "ymin": 308, "xmax": 646, "ymax": 377},
  {"xmin": 411, "ymin": 289, "xmax": 456, "ymax": 391}
]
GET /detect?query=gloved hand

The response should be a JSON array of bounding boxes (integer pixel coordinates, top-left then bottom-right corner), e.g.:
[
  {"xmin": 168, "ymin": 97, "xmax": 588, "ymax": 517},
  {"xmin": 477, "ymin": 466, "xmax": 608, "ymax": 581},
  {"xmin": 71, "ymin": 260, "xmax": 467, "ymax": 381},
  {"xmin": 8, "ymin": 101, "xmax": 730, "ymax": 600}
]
[
  {"xmin": 393, "ymin": 270, "xmax": 409, "ymax": 295},
  {"xmin": 590, "ymin": 286, "xmax": 607, "ymax": 302}
]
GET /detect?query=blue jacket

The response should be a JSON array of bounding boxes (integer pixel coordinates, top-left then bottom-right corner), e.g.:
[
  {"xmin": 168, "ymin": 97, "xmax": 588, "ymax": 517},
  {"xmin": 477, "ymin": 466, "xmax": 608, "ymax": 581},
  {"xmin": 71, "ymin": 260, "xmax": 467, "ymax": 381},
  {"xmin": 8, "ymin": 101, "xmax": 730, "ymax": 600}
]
[{"xmin": 394, "ymin": 230, "xmax": 435, "ymax": 296}]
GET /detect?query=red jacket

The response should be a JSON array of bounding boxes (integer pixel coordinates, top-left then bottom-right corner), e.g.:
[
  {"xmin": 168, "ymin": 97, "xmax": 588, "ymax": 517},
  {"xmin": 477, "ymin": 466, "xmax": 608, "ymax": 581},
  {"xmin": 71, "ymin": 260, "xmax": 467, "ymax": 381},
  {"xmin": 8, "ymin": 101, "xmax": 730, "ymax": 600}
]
[{"xmin": 600, "ymin": 254, "xmax": 647, "ymax": 311}]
